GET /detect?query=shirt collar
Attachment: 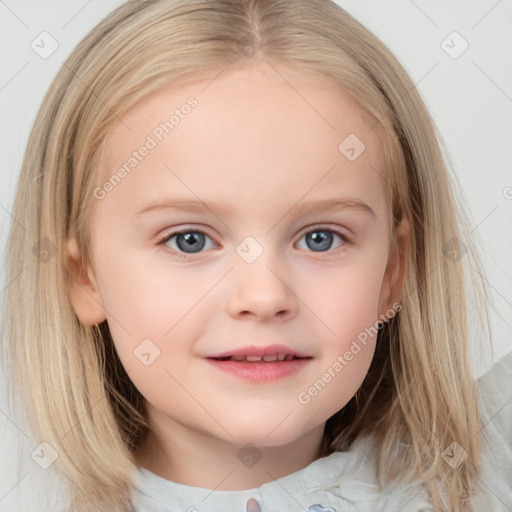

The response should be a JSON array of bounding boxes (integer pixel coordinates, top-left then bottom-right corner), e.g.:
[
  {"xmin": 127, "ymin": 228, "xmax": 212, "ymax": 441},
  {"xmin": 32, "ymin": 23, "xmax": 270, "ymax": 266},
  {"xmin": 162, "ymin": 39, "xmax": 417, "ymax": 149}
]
[{"xmin": 131, "ymin": 440, "xmax": 382, "ymax": 511}]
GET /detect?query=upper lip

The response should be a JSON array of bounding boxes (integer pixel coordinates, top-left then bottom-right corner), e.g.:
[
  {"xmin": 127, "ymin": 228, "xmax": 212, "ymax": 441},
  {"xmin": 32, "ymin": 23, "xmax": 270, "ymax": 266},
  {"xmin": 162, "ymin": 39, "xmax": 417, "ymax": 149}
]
[{"xmin": 205, "ymin": 344, "xmax": 311, "ymax": 359}]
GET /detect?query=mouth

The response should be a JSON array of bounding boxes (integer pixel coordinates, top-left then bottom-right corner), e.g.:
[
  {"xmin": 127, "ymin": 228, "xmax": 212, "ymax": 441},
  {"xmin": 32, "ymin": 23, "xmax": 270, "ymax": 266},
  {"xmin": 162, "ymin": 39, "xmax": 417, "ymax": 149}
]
[
  {"xmin": 204, "ymin": 343, "xmax": 312, "ymax": 361},
  {"xmin": 204, "ymin": 352, "xmax": 313, "ymax": 382},
  {"xmin": 207, "ymin": 354, "xmax": 311, "ymax": 362}
]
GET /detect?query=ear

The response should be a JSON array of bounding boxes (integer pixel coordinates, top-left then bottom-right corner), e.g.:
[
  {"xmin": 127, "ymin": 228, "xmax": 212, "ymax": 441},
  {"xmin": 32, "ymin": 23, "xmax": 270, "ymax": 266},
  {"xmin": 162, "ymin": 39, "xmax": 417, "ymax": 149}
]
[
  {"xmin": 377, "ymin": 215, "xmax": 411, "ymax": 320},
  {"xmin": 64, "ymin": 236, "xmax": 107, "ymax": 326}
]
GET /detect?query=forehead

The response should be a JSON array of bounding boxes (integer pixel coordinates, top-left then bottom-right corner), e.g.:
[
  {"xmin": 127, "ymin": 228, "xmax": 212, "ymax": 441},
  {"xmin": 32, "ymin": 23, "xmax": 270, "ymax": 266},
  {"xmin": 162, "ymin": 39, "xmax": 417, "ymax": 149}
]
[{"xmin": 97, "ymin": 61, "xmax": 387, "ymax": 220}]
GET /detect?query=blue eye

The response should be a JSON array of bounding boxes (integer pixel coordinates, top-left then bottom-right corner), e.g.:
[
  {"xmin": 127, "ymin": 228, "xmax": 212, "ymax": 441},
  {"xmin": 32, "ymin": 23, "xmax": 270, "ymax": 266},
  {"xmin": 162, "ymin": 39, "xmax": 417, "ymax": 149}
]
[
  {"xmin": 157, "ymin": 226, "xmax": 349, "ymax": 260},
  {"xmin": 158, "ymin": 229, "xmax": 216, "ymax": 258},
  {"xmin": 297, "ymin": 227, "xmax": 348, "ymax": 253}
]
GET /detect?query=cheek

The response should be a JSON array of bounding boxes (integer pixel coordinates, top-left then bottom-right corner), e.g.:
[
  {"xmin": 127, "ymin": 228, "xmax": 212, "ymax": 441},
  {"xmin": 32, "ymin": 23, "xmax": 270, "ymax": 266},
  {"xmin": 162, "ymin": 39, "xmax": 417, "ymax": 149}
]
[
  {"xmin": 291, "ymin": 255, "xmax": 385, "ymax": 416},
  {"xmin": 98, "ymin": 262, "xmax": 207, "ymax": 406},
  {"xmin": 95, "ymin": 248, "xmax": 219, "ymax": 385},
  {"xmin": 302, "ymin": 252, "xmax": 386, "ymax": 345},
  {"xmin": 96, "ymin": 246, "xmax": 210, "ymax": 333}
]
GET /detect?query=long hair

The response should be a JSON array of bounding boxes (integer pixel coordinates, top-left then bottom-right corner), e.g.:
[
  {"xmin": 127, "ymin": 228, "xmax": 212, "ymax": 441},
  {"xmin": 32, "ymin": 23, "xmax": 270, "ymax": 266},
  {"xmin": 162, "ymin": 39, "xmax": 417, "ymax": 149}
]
[{"xmin": 2, "ymin": 1, "xmax": 492, "ymax": 510}]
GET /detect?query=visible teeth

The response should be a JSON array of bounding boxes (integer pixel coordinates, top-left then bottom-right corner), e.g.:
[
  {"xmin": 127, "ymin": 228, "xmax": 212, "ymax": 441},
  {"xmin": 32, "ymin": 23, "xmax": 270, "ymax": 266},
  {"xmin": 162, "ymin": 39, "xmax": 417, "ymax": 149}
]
[
  {"xmin": 220, "ymin": 353, "xmax": 297, "ymax": 362},
  {"xmin": 245, "ymin": 355, "xmax": 263, "ymax": 362}
]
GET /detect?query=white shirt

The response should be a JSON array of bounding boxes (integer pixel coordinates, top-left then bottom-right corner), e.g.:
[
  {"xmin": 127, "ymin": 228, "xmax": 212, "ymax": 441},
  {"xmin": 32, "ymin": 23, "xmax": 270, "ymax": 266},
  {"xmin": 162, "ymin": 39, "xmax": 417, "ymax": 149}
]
[{"xmin": 131, "ymin": 350, "xmax": 512, "ymax": 511}]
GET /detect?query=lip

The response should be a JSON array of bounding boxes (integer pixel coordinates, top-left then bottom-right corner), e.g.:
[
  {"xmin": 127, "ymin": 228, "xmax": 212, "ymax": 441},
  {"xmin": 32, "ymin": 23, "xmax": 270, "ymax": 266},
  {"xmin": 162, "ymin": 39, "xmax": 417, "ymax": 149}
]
[
  {"xmin": 204, "ymin": 344, "xmax": 311, "ymax": 359},
  {"xmin": 205, "ymin": 357, "xmax": 312, "ymax": 382}
]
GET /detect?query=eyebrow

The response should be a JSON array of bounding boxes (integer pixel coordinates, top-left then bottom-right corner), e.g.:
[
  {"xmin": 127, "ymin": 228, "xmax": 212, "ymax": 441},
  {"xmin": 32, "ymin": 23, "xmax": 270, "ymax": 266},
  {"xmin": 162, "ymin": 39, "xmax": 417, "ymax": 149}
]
[{"xmin": 133, "ymin": 197, "xmax": 376, "ymax": 220}]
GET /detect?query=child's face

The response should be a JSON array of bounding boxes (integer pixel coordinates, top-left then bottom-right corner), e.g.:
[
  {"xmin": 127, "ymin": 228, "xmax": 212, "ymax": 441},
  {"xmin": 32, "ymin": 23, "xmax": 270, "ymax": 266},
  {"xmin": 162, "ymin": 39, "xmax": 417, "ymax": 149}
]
[{"xmin": 68, "ymin": 61, "xmax": 407, "ymax": 452}]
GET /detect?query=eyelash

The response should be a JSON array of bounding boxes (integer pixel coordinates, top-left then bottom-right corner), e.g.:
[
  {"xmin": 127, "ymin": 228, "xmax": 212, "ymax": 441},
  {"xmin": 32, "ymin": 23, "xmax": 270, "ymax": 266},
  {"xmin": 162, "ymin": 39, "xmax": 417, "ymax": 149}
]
[{"xmin": 156, "ymin": 225, "xmax": 350, "ymax": 261}]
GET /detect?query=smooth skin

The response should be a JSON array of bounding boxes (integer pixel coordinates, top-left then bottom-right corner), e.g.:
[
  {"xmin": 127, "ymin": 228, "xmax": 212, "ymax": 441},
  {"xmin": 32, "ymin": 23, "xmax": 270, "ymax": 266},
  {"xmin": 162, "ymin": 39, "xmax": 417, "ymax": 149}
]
[{"xmin": 65, "ymin": 58, "xmax": 410, "ymax": 492}]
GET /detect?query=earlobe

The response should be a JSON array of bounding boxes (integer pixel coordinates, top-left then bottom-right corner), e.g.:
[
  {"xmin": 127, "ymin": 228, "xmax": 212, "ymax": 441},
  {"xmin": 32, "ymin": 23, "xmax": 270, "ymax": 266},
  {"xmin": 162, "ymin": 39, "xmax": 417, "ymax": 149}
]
[
  {"xmin": 64, "ymin": 236, "xmax": 107, "ymax": 326},
  {"xmin": 377, "ymin": 215, "xmax": 411, "ymax": 320}
]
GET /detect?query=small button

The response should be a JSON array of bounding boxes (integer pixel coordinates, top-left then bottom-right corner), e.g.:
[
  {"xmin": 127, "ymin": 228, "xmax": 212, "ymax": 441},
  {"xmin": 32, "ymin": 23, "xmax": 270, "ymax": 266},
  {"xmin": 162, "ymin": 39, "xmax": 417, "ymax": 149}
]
[{"xmin": 246, "ymin": 498, "xmax": 261, "ymax": 512}]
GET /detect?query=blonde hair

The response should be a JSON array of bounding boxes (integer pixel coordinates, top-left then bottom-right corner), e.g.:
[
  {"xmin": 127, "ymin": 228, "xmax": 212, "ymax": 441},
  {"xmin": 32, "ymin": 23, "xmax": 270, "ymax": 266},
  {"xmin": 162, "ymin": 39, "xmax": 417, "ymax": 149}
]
[{"xmin": 2, "ymin": 0, "xmax": 492, "ymax": 510}]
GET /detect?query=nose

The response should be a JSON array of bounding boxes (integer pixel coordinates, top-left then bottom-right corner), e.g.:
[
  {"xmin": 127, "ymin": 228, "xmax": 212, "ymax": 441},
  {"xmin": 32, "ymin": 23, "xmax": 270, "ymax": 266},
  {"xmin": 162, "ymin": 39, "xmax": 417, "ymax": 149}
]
[{"xmin": 226, "ymin": 254, "xmax": 298, "ymax": 321}]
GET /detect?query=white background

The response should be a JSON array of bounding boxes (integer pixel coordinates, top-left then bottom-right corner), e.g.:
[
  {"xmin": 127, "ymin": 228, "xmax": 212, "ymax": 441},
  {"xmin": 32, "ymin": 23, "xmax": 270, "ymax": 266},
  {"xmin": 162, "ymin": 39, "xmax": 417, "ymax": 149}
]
[{"xmin": 1, "ymin": 1, "xmax": 511, "ymax": 510}]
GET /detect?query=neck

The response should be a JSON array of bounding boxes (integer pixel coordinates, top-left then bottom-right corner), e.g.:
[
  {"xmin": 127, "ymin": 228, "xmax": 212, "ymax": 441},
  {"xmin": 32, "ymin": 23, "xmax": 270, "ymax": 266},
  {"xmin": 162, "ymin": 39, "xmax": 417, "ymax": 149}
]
[{"xmin": 134, "ymin": 413, "xmax": 326, "ymax": 490}]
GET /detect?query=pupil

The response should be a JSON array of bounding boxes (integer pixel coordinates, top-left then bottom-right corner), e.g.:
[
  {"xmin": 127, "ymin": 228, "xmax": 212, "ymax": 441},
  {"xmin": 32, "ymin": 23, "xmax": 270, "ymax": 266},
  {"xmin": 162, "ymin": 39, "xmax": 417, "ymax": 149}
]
[
  {"xmin": 177, "ymin": 232, "xmax": 205, "ymax": 253},
  {"xmin": 307, "ymin": 230, "xmax": 332, "ymax": 252}
]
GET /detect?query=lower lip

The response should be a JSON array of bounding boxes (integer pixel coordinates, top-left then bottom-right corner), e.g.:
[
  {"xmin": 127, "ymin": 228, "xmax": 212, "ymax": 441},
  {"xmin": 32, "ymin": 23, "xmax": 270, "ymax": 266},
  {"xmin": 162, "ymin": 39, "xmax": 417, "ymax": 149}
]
[{"xmin": 204, "ymin": 358, "xmax": 312, "ymax": 382}]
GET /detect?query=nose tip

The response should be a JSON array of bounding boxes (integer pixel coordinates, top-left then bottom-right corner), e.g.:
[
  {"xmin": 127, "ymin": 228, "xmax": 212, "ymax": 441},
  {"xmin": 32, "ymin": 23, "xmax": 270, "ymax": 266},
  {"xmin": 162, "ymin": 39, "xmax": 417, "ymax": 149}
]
[{"xmin": 228, "ymin": 265, "xmax": 297, "ymax": 321}]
